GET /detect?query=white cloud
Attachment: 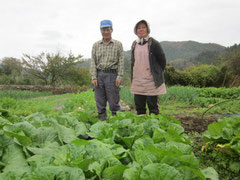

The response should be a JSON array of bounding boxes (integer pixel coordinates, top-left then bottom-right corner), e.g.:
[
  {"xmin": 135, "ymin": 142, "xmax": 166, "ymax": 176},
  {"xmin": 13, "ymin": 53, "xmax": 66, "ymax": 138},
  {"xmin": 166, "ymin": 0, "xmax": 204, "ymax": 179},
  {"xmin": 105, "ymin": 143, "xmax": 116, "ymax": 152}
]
[
  {"xmin": 0, "ymin": 0, "xmax": 240, "ymax": 59},
  {"xmin": 41, "ymin": 30, "xmax": 63, "ymax": 40}
]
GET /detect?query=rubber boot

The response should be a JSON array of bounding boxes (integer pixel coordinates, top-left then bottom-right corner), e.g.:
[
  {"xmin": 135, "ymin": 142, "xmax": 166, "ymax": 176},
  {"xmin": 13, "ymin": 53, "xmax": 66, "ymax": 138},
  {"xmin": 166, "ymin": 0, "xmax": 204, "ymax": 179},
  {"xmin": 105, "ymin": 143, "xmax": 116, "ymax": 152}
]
[{"xmin": 96, "ymin": 112, "xmax": 107, "ymax": 121}]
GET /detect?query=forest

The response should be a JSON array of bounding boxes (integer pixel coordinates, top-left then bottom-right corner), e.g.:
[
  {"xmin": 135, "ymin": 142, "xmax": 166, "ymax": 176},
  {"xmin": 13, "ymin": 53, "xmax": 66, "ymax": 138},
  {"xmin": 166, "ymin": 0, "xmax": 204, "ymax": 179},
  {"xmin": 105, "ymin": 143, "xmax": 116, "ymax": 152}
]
[{"xmin": 1, "ymin": 41, "xmax": 239, "ymax": 89}]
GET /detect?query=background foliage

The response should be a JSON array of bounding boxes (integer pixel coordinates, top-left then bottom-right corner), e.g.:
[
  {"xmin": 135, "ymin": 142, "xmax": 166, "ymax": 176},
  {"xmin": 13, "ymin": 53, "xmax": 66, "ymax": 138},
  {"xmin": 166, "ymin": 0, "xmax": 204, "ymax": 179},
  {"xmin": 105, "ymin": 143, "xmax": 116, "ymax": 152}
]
[{"xmin": 1, "ymin": 41, "xmax": 239, "ymax": 88}]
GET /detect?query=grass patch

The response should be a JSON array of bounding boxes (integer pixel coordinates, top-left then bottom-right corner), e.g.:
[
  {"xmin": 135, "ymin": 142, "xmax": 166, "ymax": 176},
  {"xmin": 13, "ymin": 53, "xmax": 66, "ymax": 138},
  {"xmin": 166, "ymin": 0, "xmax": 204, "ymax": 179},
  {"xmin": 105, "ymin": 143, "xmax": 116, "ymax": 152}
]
[
  {"xmin": 120, "ymin": 86, "xmax": 240, "ymax": 115},
  {"xmin": 0, "ymin": 90, "xmax": 52, "ymax": 100},
  {"xmin": 0, "ymin": 90, "xmax": 98, "ymax": 117},
  {"xmin": 190, "ymin": 132, "xmax": 240, "ymax": 180}
]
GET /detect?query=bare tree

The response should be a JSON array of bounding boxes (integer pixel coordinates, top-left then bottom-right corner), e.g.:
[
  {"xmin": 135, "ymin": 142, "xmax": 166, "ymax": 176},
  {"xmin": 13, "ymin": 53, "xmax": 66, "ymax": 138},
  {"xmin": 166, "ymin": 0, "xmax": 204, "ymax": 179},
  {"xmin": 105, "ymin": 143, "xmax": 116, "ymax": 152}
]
[{"xmin": 22, "ymin": 52, "xmax": 82, "ymax": 86}]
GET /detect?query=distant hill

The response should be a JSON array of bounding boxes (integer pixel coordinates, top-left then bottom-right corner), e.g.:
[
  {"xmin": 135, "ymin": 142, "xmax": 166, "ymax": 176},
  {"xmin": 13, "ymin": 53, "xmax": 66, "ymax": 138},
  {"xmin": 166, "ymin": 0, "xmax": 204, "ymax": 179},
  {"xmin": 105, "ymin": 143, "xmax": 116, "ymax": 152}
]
[
  {"xmin": 160, "ymin": 40, "xmax": 225, "ymax": 61},
  {"xmin": 78, "ymin": 53, "xmax": 132, "ymax": 70},
  {"xmin": 78, "ymin": 58, "xmax": 91, "ymax": 68},
  {"xmin": 78, "ymin": 41, "xmax": 226, "ymax": 70}
]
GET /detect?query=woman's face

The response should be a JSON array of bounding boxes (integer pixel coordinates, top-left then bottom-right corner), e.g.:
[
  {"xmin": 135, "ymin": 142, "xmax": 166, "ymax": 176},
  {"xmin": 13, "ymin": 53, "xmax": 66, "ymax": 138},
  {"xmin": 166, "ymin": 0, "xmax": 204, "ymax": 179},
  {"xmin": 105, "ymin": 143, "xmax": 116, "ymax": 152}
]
[{"xmin": 136, "ymin": 22, "xmax": 148, "ymax": 38}]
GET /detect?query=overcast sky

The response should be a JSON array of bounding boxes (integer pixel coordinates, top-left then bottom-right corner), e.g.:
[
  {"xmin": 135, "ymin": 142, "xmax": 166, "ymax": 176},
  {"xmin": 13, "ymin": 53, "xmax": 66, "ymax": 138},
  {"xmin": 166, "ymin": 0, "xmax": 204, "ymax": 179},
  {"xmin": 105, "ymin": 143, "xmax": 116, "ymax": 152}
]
[{"xmin": 0, "ymin": 0, "xmax": 240, "ymax": 59}]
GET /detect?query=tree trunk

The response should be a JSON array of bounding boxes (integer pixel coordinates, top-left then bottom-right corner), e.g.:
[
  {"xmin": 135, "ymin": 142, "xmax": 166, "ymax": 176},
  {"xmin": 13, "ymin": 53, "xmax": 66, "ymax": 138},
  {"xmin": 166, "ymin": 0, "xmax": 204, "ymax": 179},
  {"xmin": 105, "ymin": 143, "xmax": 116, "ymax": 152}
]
[
  {"xmin": 222, "ymin": 71, "xmax": 228, "ymax": 87},
  {"xmin": 230, "ymin": 75, "xmax": 239, "ymax": 87}
]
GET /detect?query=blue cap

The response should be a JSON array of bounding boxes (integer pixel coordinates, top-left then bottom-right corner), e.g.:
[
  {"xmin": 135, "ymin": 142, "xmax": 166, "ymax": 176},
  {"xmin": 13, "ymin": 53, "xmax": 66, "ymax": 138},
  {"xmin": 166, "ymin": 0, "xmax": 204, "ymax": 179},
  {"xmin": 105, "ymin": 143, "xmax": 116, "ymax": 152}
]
[{"xmin": 100, "ymin": 20, "xmax": 112, "ymax": 28}]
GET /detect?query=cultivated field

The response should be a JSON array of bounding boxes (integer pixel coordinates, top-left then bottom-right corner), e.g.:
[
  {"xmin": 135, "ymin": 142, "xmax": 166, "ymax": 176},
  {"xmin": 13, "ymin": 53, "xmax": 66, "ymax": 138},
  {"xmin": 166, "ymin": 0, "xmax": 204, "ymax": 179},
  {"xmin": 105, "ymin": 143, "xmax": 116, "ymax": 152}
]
[{"xmin": 0, "ymin": 86, "xmax": 239, "ymax": 179}]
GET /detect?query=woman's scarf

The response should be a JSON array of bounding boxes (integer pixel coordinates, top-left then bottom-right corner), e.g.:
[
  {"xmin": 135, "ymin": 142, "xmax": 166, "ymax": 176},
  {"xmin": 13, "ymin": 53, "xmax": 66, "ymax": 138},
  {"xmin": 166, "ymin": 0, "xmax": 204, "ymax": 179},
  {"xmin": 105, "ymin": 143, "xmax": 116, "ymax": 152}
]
[{"xmin": 136, "ymin": 35, "xmax": 149, "ymax": 45}]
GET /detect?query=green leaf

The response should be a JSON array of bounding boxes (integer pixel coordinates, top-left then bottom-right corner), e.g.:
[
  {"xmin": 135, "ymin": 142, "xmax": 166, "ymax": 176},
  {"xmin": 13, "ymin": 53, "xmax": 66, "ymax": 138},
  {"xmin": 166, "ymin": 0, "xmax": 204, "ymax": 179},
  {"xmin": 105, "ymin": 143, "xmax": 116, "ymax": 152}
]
[
  {"xmin": 165, "ymin": 128, "xmax": 187, "ymax": 143},
  {"xmin": 180, "ymin": 166, "xmax": 206, "ymax": 180},
  {"xmin": 31, "ymin": 127, "xmax": 58, "ymax": 147},
  {"xmin": 201, "ymin": 167, "xmax": 219, "ymax": 180},
  {"xmin": 112, "ymin": 118, "xmax": 133, "ymax": 128},
  {"xmin": 114, "ymin": 134, "xmax": 136, "ymax": 149},
  {"xmin": 203, "ymin": 122, "xmax": 222, "ymax": 140},
  {"xmin": 83, "ymin": 139, "xmax": 119, "ymax": 161},
  {"xmin": 140, "ymin": 163, "xmax": 183, "ymax": 180},
  {"xmin": 165, "ymin": 141, "xmax": 193, "ymax": 155},
  {"xmin": 27, "ymin": 154, "xmax": 53, "ymax": 167},
  {"xmin": 123, "ymin": 162, "xmax": 141, "ymax": 180},
  {"xmin": 53, "ymin": 152, "xmax": 68, "ymax": 166},
  {"xmin": 0, "ymin": 131, "xmax": 13, "ymax": 148},
  {"xmin": 3, "ymin": 127, "xmax": 32, "ymax": 146},
  {"xmin": 230, "ymin": 139, "xmax": 240, "ymax": 154},
  {"xmin": 111, "ymin": 144, "xmax": 128, "ymax": 156},
  {"xmin": 71, "ymin": 138, "xmax": 91, "ymax": 146},
  {"xmin": 144, "ymin": 145, "xmax": 167, "ymax": 162},
  {"xmin": 26, "ymin": 166, "xmax": 85, "ymax": 180},
  {"xmin": 157, "ymin": 115, "xmax": 181, "ymax": 125},
  {"xmin": 152, "ymin": 127, "xmax": 166, "ymax": 143},
  {"xmin": 222, "ymin": 127, "xmax": 234, "ymax": 140},
  {"xmin": 156, "ymin": 144, "xmax": 199, "ymax": 168},
  {"xmin": 0, "ymin": 117, "xmax": 12, "ymax": 128},
  {"xmin": 134, "ymin": 149, "xmax": 156, "ymax": 166},
  {"xmin": 4, "ymin": 121, "xmax": 36, "ymax": 137},
  {"xmin": 55, "ymin": 124, "xmax": 77, "ymax": 144},
  {"xmin": 229, "ymin": 161, "xmax": 240, "ymax": 173},
  {"xmin": 177, "ymin": 155, "xmax": 200, "ymax": 168},
  {"xmin": 2, "ymin": 144, "xmax": 30, "ymax": 177},
  {"xmin": 27, "ymin": 141, "xmax": 59, "ymax": 156},
  {"xmin": 141, "ymin": 119, "xmax": 160, "ymax": 135},
  {"xmin": 24, "ymin": 112, "xmax": 50, "ymax": 126},
  {"xmin": 89, "ymin": 161, "xmax": 105, "ymax": 178},
  {"xmin": 168, "ymin": 123, "xmax": 185, "ymax": 134},
  {"xmin": 75, "ymin": 158, "xmax": 95, "ymax": 171},
  {"xmin": 88, "ymin": 122, "xmax": 112, "ymax": 140},
  {"xmin": 74, "ymin": 121, "xmax": 88, "ymax": 136},
  {"xmin": 132, "ymin": 136, "xmax": 154, "ymax": 150},
  {"xmin": 102, "ymin": 164, "xmax": 128, "ymax": 180},
  {"xmin": 0, "ymin": 108, "xmax": 9, "ymax": 117}
]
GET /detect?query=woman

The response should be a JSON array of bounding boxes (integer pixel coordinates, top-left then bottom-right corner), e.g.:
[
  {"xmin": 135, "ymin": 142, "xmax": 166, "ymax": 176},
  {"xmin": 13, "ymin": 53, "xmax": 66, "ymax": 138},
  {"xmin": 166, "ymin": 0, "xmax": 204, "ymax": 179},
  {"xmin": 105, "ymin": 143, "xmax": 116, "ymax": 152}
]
[{"xmin": 131, "ymin": 20, "xmax": 167, "ymax": 115}]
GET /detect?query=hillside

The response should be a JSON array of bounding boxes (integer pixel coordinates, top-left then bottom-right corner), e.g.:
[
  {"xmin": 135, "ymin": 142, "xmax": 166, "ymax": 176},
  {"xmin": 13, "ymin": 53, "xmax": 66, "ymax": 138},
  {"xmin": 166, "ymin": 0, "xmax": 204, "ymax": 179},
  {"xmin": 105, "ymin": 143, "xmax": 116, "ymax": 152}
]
[
  {"xmin": 78, "ymin": 58, "xmax": 91, "ymax": 68},
  {"xmin": 78, "ymin": 40, "xmax": 226, "ymax": 70},
  {"xmin": 160, "ymin": 40, "xmax": 225, "ymax": 61}
]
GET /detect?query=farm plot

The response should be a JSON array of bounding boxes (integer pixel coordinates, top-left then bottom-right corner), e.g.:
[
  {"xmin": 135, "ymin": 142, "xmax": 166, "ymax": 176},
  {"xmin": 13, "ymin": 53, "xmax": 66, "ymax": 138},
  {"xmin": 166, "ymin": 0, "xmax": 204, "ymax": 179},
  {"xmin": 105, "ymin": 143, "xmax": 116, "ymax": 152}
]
[
  {"xmin": 0, "ymin": 111, "xmax": 218, "ymax": 180},
  {"xmin": 0, "ymin": 88, "xmax": 239, "ymax": 179},
  {"xmin": 0, "ymin": 90, "xmax": 219, "ymax": 180}
]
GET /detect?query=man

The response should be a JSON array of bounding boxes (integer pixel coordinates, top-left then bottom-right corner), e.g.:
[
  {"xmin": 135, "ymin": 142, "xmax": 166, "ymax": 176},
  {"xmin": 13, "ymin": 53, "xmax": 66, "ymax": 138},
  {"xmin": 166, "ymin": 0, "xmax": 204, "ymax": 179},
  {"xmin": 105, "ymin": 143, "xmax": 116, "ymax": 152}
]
[{"xmin": 90, "ymin": 20, "xmax": 124, "ymax": 120}]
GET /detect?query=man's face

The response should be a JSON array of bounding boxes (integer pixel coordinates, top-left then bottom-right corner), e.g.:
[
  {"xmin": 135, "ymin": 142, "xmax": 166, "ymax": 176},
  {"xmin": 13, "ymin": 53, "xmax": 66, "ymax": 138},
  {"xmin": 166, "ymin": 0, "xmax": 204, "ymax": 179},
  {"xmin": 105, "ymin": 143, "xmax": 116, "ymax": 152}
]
[
  {"xmin": 137, "ymin": 23, "xmax": 148, "ymax": 38},
  {"xmin": 101, "ymin": 27, "xmax": 113, "ymax": 40}
]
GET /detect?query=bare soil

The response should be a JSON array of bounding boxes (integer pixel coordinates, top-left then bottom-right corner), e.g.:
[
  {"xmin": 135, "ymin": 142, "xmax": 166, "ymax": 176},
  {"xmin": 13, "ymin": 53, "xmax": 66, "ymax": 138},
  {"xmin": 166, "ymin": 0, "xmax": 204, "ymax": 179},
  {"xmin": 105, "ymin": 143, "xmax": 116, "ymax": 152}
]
[{"xmin": 172, "ymin": 114, "xmax": 217, "ymax": 133}]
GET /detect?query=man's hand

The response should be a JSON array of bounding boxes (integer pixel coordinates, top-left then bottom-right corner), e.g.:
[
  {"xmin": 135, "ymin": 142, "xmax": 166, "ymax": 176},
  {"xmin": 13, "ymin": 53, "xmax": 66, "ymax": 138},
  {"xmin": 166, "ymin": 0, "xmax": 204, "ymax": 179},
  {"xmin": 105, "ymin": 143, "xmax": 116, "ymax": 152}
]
[
  {"xmin": 116, "ymin": 79, "xmax": 121, "ymax": 87},
  {"xmin": 92, "ymin": 79, "xmax": 98, "ymax": 87}
]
